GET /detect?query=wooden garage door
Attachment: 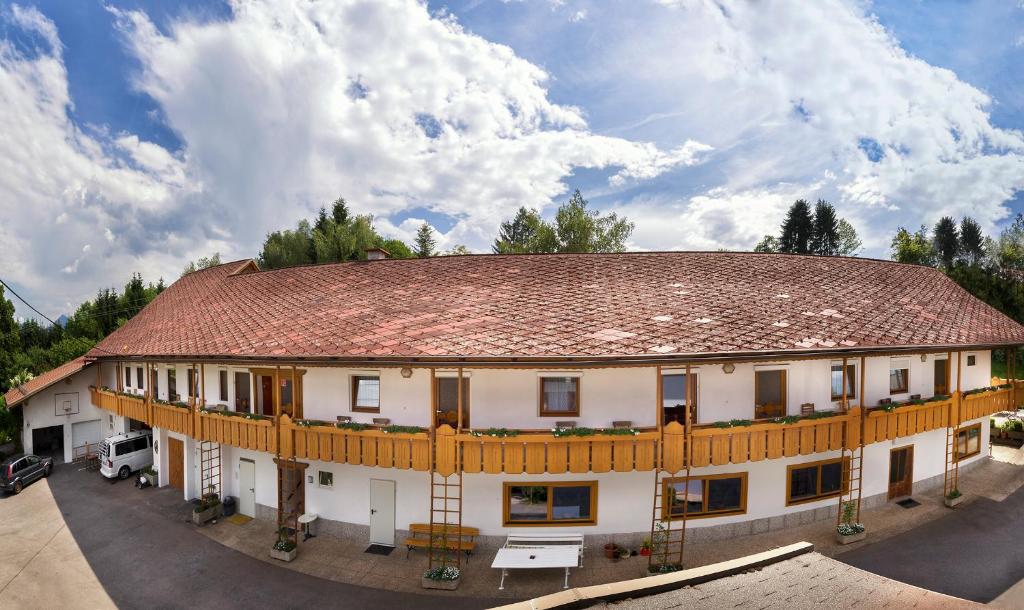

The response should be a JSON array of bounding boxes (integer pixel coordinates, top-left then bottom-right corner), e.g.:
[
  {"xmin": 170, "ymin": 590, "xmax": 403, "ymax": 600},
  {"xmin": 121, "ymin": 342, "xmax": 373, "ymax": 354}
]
[{"xmin": 167, "ymin": 437, "xmax": 184, "ymax": 491}]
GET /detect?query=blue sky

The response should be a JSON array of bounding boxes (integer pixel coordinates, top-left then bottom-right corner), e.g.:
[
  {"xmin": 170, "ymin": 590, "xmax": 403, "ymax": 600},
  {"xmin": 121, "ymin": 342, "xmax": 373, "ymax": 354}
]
[{"xmin": 1, "ymin": 0, "xmax": 1023, "ymax": 320}]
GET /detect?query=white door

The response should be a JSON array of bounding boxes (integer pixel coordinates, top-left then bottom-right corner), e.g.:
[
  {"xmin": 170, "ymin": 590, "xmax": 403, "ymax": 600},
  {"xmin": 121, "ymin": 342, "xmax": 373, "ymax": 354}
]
[
  {"xmin": 239, "ymin": 460, "xmax": 256, "ymax": 518},
  {"xmin": 369, "ymin": 479, "xmax": 396, "ymax": 546}
]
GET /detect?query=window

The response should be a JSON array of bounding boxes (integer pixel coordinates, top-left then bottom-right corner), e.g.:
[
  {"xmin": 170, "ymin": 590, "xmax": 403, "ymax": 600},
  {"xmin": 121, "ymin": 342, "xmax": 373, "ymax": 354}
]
[
  {"xmin": 167, "ymin": 369, "xmax": 177, "ymax": 400},
  {"xmin": 151, "ymin": 369, "xmax": 159, "ymax": 397},
  {"xmin": 955, "ymin": 423, "xmax": 981, "ymax": 461},
  {"xmin": 124, "ymin": 366, "xmax": 132, "ymax": 388},
  {"xmin": 755, "ymin": 370, "xmax": 786, "ymax": 419},
  {"xmin": 503, "ymin": 482, "xmax": 596, "ymax": 525},
  {"xmin": 662, "ymin": 473, "xmax": 747, "ymax": 519},
  {"xmin": 435, "ymin": 377, "xmax": 470, "ymax": 428},
  {"xmin": 662, "ymin": 373, "xmax": 697, "ymax": 424},
  {"xmin": 786, "ymin": 457, "xmax": 848, "ymax": 505},
  {"xmin": 539, "ymin": 377, "xmax": 580, "ymax": 417},
  {"xmin": 26, "ymin": 455, "xmax": 40, "ymax": 466},
  {"xmin": 318, "ymin": 471, "xmax": 333, "ymax": 489},
  {"xmin": 967, "ymin": 355, "xmax": 977, "ymax": 367},
  {"xmin": 830, "ymin": 363, "xmax": 856, "ymax": 401},
  {"xmin": 234, "ymin": 372, "xmax": 251, "ymax": 412},
  {"xmin": 219, "ymin": 370, "xmax": 229, "ymax": 402},
  {"xmin": 890, "ymin": 361, "xmax": 909, "ymax": 394},
  {"xmin": 187, "ymin": 369, "xmax": 197, "ymax": 399},
  {"xmin": 136, "ymin": 367, "xmax": 144, "ymax": 389},
  {"xmin": 351, "ymin": 376, "xmax": 380, "ymax": 412}
]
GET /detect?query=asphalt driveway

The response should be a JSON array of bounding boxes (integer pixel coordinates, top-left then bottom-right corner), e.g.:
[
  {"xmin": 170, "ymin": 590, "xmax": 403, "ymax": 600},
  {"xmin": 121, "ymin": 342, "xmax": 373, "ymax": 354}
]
[
  {"xmin": 838, "ymin": 485, "xmax": 1024, "ymax": 603},
  {"xmin": 1, "ymin": 464, "xmax": 500, "ymax": 610}
]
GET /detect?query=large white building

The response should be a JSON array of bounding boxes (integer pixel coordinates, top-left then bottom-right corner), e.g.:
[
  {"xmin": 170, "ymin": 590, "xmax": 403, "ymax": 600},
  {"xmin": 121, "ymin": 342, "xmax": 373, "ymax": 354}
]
[{"xmin": 9, "ymin": 252, "xmax": 1024, "ymax": 559}]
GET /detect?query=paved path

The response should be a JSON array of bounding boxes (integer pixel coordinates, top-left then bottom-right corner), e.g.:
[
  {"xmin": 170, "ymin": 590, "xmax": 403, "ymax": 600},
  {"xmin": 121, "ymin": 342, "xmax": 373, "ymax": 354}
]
[
  {"xmin": 838, "ymin": 484, "xmax": 1024, "ymax": 603},
  {"xmin": 4, "ymin": 464, "xmax": 499, "ymax": 609}
]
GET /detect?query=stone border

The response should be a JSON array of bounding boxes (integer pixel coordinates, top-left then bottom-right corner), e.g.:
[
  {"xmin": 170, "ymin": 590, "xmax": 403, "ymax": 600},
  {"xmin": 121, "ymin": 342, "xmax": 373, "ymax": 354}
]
[{"xmin": 489, "ymin": 541, "xmax": 815, "ymax": 610}]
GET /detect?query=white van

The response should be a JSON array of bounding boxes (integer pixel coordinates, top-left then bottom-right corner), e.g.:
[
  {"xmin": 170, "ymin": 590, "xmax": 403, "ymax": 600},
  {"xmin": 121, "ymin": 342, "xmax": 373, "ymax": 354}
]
[{"xmin": 99, "ymin": 430, "xmax": 153, "ymax": 480}]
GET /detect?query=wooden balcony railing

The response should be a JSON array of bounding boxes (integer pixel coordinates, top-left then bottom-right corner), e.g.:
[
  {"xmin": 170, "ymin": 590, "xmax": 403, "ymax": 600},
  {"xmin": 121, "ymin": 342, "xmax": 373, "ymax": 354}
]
[
  {"xmin": 198, "ymin": 410, "xmax": 276, "ymax": 453},
  {"xmin": 960, "ymin": 387, "xmax": 1012, "ymax": 423},
  {"xmin": 677, "ymin": 413, "xmax": 855, "ymax": 469},
  {"xmin": 863, "ymin": 398, "xmax": 952, "ymax": 444},
  {"xmin": 90, "ymin": 387, "xmax": 149, "ymax": 422},
  {"xmin": 452, "ymin": 427, "xmax": 660, "ymax": 475},
  {"xmin": 280, "ymin": 416, "xmax": 431, "ymax": 471},
  {"xmin": 152, "ymin": 402, "xmax": 194, "ymax": 436}
]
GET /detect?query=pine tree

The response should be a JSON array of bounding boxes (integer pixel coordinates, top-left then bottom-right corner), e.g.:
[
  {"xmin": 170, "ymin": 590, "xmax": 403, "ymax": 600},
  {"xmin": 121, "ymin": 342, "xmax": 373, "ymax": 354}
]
[
  {"xmin": 809, "ymin": 199, "xmax": 840, "ymax": 256},
  {"xmin": 0, "ymin": 284, "xmax": 19, "ymax": 393},
  {"xmin": 493, "ymin": 207, "xmax": 546, "ymax": 254},
  {"xmin": 778, "ymin": 200, "xmax": 814, "ymax": 254},
  {"xmin": 959, "ymin": 217, "xmax": 984, "ymax": 266},
  {"xmin": 933, "ymin": 216, "xmax": 959, "ymax": 268},
  {"xmin": 331, "ymin": 197, "xmax": 350, "ymax": 225},
  {"xmin": 414, "ymin": 222, "xmax": 436, "ymax": 258}
]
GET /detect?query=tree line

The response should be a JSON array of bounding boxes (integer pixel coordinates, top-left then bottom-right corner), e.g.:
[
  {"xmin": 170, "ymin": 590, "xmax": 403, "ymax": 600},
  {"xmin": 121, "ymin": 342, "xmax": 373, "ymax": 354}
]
[{"xmin": 754, "ymin": 199, "xmax": 862, "ymax": 256}]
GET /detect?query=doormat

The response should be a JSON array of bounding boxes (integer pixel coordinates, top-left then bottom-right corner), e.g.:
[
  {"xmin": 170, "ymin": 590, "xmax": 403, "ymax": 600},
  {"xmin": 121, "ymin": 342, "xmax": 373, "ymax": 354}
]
[
  {"xmin": 365, "ymin": 544, "xmax": 394, "ymax": 556},
  {"xmin": 226, "ymin": 514, "xmax": 252, "ymax": 525},
  {"xmin": 896, "ymin": 498, "xmax": 921, "ymax": 508}
]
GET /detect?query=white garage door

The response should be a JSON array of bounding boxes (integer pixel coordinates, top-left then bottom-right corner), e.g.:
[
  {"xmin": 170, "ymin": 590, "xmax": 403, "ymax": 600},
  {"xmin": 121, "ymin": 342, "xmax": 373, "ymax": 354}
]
[{"xmin": 71, "ymin": 420, "xmax": 102, "ymax": 453}]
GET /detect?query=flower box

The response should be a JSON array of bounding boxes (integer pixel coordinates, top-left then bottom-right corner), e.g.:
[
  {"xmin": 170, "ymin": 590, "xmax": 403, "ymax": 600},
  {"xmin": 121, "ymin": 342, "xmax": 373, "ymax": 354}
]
[
  {"xmin": 270, "ymin": 547, "xmax": 297, "ymax": 562},
  {"xmin": 192, "ymin": 503, "xmax": 222, "ymax": 526},
  {"xmin": 835, "ymin": 530, "xmax": 866, "ymax": 545},
  {"xmin": 421, "ymin": 576, "xmax": 460, "ymax": 590},
  {"xmin": 944, "ymin": 494, "xmax": 964, "ymax": 508}
]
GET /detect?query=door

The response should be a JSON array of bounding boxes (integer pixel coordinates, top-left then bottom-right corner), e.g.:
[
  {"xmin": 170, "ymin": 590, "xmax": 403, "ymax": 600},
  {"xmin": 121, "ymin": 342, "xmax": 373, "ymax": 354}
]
[
  {"xmin": 435, "ymin": 377, "xmax": 470, "ymax": 428},
  {"xmin": 167, "ymin": 437, "xmax": 184, "ymax": 491},
  {"xmin": 24, "ymin": 455, "xmax": 43, "ymax": 482},
  {"xmin": 72, "ymin": 420, "xmax": 102, "ymax": 457},
  {"xmin": 238, "ymin": 459, "xmax": 256, "ymax": 517},
  {"xmin": 934, "ymin": 359, "xmax": 949, "ymax": 395},
  {"xmin": 369, "ymin": 479, "xmax": 396, "ymax": 546},
  {"xmin": 261, "ymin": 377, "xmax": 275, "ymax": 417},
  {"xmin": 888, "ymin": 445, "xmax": 914, "ymax": 499}
]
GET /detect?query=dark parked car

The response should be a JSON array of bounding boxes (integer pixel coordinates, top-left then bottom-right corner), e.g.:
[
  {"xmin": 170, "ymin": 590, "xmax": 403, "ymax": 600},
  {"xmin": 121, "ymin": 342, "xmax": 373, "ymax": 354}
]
[{"xmin": 0, "ymin": 454, "xmax": 53, "ymax": 494}]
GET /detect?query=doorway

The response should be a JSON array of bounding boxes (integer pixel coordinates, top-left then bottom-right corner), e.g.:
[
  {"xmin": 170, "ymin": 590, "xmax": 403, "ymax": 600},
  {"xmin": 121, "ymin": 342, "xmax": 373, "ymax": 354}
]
[
  {"xmin": 934, "ymin": 359, "xmax": 949, "ymax": 395},
  {"xmin": 369, "ymin": 479, "xmax": 396, "ymax": 546},
  {"xmin": 31, "ymin": 425, "xmax": 64, "ymax": 463},
  {"xmin": 435, "ymin": 377, "xmax": 470, "ymax": 428},
  {"xmin": 260, "ymin": 377, "xmax": 274, "ymax": 417},
  {"xmin": 238, "ymin": 459, "xmax": 256, "ymax": 517},
  {"xmin": 888, "ymin": 445, "xmax": 914, "ymax": 500},
  {"xmin": 167, "ymin": 437, "xmax": 184, "ymax": 491}
]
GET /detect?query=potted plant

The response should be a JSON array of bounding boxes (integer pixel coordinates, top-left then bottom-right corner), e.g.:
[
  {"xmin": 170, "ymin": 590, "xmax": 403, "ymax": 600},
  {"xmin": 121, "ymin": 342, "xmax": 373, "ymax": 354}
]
[
  {"xmin": 271, "ymin": 528, "xmax": 297, "ymax": 562},
  {"xmin": 141, "ymin": 466, "xmax": 158, "ymax": 487},
  {"xmin": 944, "ymin": 488, "xmax": 964, "ymax": 508},
  {"xmin": 640, "ymin": 537, "xmax": 652, "ymax": 557},
  {"xmin": 835, "ymin": 501, "xmax": 866, "ymax": 544},
  {"xmin": 603, "ymin": 542, "xmax": 619, "ymax": 559},
  {"xmin": 191, "ymin": 487, "xmax": 222, "ymax": 525},
  {"xmin": 618, "ymin": 547, "xmax": 632, "ymax": 560},
  {"xmin": 421, "ymin": 565, "xmax": 460, "ymax": 590},
  {"xmin": 1005, "ymin": 419, "xmax": 1024, "ymax": 441}
]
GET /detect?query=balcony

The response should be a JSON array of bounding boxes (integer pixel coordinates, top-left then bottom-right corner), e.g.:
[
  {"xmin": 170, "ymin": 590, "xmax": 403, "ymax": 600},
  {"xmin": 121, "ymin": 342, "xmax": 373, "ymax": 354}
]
[
  {"xmin": 452, "ymin": 428, "xmax": 660, "ymax": 475},
  {"xmin": 280, "ymin": 417, "xmax": 431, "ymax": 471},
  {"xmin": 152, "ymin": 401, "xmax": 194, "ymax": 436},
  {"xmin": 90, "ymin": 387, "xmax": 149, "ymax": 423},
  {"xmin": 198, "ymin": 409, "xmax": 276, "ymax": 453},
  {"xmin": 960, "ymin": 385, "xmax": 1013, "ymax": 422}
]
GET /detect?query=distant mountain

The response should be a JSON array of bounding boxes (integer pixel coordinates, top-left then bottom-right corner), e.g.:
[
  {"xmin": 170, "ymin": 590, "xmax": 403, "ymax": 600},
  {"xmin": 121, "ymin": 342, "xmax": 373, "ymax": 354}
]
[{"xmin": 56, "ymin": 314, "xmax": 69, "ymax": 328}]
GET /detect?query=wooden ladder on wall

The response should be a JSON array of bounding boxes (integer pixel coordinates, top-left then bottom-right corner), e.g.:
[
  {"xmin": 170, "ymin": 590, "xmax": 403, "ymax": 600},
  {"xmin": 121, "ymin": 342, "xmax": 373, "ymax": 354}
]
[
  {"xmin": 944, "ymin": 426, "xmax": 960, "ymax": 498},
  {"xmin": 427, "ymin": 470, "xmax": 463, "ymax": 570},
  {"xmin": 276, "ymin": 458, "xmax": 304, "ymax": 545},
  {"xmin": 648, "ymin": 421, "xmax": 691, "ymax": 572},
  {"xmin": 837, "ymin": 417, "xmax": 864, "ymax": 526},
  {"xmin": 199, "ymin": 440, "xmax": 221, "ymax": 500}
]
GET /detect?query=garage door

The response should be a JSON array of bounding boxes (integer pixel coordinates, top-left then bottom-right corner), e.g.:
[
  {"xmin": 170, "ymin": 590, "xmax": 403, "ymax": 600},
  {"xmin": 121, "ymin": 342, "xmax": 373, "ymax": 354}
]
[{"xmin": 72, "ymin": 420, "xmax": 102, "ymax": 454}]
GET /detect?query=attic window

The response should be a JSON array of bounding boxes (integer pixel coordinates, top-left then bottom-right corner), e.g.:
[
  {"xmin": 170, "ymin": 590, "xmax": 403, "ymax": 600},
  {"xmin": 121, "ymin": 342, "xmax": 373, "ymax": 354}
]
[
  {"xmin": 966, "ymin": 355, "xmax": 976, "ymax": 367},
  {"xmin": 230, "ymin": 260, "xmax": 260, "ymax": 276}
]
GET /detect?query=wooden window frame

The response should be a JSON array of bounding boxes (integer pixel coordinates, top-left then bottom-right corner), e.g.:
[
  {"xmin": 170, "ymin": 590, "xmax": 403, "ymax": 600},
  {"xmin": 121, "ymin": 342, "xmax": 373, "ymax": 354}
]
[
  {"xmin": 136, "ymin": 367, "xmax": 144, "ymax": 390},
  {"xmin": 538, "ymin": 376, "xmax": 581, "ymax": 417},
  {"xmin": 955, "ymin": 423, "xmax": 982, "ymax": 462},
  {"xmin": 434, "ymin": 376, "xmax": 470, "ymax": 427},
  {"xmin": 889, "ymin": 366, "xmax": 910, "ymax": 394},
  {"xmin": 661, "ymin": 472, "xmax": 748, "ymax": 520},
  {"xmin": 829, "ymin": 363, "xmax": 856, "ymax": 401},
  {"xmin": 219, "ymin": 370, "xmax": 229, "ymax": 402},
  {"xmin": 351, "ymin": 375, "xmax": 381, "ymax": 413},
  {"xmin": 785, "ymin": 457, "xmax": 850, "ymax": 506},
  {"xmin": 754, "ymin": 369, "xmax": 786, "ymax": 420},
  {"xmin": 503, "ymin": 481, "xmax": 597, "ymax": 526},
  {"xmin": 124, "ymin": 366, "xmax": 132, "ymax": 388},
  {"xmin": 661, "ymin": 372, "xmax": 698, "ymax": 425}
]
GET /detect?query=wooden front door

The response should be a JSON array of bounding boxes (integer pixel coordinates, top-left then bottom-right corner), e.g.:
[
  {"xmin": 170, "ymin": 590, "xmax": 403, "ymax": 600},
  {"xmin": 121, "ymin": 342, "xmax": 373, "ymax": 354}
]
[
  {"xmin": 167, "ymin": 437, "xmax": 184, "ymax": 491},
  {"xmin": 934, "ymin": 359, "xmax": 949, "ymax": 395},
  {"xmin": 261, "ymin": 376, "xmax": 275, "ymax": 417},
  {"xmin": 888, "ymin": 445, "xmax": 914, "ymax": 499}
]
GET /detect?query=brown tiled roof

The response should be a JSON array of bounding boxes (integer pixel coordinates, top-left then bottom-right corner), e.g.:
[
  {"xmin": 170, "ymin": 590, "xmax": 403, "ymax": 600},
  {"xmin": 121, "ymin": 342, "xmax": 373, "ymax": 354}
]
[
  {"xmin": 88, "ymin": 253, "xmax": 1024, "ymax": 363},
  {"xmin": 3, "ymin": 357, "xmax": 88, "ymax": 408}
]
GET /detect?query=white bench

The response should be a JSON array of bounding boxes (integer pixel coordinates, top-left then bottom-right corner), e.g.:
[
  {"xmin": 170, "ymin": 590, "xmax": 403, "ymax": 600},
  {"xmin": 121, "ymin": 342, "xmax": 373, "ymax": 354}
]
[{"xmin": 490, "ymin": 533, "xmax": 584, "ymax": 590}]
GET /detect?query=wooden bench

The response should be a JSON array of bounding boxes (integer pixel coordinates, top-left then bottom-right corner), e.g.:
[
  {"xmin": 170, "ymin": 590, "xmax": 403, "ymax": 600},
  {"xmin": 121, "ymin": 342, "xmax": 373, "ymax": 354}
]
[{"xmin": 404, "ymin": 523, "xmax": 479, "ymax": 561}]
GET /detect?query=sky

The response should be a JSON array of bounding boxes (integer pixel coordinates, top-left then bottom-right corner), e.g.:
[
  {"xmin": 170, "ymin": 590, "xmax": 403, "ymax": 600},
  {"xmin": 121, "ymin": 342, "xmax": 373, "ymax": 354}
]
[{"xmin": 1, "ymin": 0, "xmax": 1023, "ymax": 321}]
